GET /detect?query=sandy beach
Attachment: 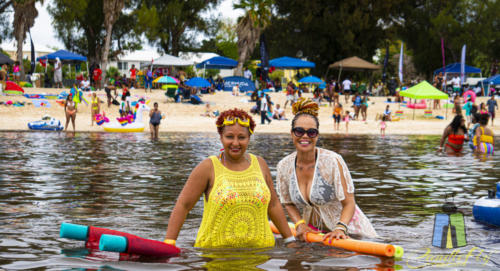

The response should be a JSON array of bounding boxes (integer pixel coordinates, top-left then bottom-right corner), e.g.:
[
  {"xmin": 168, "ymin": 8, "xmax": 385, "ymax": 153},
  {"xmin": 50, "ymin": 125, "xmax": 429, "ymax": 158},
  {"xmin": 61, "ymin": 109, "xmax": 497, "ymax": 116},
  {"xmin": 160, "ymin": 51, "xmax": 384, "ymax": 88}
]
[{"xmin": 1, "ymin": 87, "xmax": 498, "ymax": 135}]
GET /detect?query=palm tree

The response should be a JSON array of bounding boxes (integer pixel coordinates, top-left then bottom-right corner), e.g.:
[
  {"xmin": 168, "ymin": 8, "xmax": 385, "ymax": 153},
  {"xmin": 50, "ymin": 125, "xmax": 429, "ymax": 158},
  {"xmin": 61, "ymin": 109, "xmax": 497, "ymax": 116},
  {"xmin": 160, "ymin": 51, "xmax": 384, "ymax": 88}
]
[
  {"xmin": 12, "ymin": 0, "xmax": 39, "ymax": 81},
  {"xmin": 101, "ymin": 0, "xmax": 125, "ymax": 85},
  {"xmin": 234, "ymin": 0, "xmax": 273, "ymax": 76}
]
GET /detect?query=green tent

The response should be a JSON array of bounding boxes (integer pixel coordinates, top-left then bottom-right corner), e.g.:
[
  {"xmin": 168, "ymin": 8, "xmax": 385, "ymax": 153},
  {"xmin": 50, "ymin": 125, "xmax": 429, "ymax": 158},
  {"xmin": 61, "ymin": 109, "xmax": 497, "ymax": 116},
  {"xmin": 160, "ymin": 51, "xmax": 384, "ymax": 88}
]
[
  {"xmin": 399, "ymin": 80, "xmax": 449, "ymax": 119},
  {"xmin": 400, "ymin": 80, "xmax": 448, "ymax": 99}
]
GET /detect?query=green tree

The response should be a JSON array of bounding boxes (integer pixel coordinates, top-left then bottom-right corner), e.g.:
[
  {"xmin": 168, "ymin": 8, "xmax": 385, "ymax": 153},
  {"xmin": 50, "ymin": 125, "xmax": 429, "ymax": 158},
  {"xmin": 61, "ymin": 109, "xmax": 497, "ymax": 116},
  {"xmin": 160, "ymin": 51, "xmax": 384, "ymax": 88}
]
[
  {"xmin": 101, "ymin": 0, "xmax": 125, "ymax": 83},
  {"xmin": 13, "ymin": 0, "xmax": 39, "ymax": 80},
  {"xmin": 48, "ymin": 0, "xmax": 141, "ymax": 66},
  {"xmin": 0, "ymin": 0, "xmax": 12, "ymax": 43},
  {"xmin": 234, "ymin": 0, "xmax": 273, "ymax": 76},
  {"xmin": 265, "ymin": 0, "xmax": 405, "ymax": 77},
  {"xmin": 135, "ymin": 0, "xmax": 220, "ymax": 56}
]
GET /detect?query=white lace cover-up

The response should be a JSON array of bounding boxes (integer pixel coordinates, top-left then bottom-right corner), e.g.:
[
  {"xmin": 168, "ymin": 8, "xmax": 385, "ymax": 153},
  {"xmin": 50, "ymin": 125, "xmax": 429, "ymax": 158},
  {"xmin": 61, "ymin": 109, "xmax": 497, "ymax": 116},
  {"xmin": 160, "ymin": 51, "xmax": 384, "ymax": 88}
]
[{"xmin": 276, "ymin": 148, "xmax": 378, "ymax": 238}]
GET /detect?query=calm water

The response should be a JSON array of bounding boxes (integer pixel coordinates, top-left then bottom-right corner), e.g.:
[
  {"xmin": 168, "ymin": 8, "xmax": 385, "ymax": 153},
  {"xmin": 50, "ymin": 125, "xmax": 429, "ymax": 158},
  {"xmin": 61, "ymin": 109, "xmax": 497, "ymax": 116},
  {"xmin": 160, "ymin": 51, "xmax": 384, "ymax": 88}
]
[{"xmin": 0, "ymin": 131, "xmax": 499, "ymax": 270}]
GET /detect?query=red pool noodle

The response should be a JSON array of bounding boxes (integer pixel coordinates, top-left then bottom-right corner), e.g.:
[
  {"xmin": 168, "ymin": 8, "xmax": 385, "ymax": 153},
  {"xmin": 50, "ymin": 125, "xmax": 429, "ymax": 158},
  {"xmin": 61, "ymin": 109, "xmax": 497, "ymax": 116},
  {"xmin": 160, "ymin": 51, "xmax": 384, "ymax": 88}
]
[{"xmin": 86, "ymin": 226, "xmax": 180, "ymax": 257}]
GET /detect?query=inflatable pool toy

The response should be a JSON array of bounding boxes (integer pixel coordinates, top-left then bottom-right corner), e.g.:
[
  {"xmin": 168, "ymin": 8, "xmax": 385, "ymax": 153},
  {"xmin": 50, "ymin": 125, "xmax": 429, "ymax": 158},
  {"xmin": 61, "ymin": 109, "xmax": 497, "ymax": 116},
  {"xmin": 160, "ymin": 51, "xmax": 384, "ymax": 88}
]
[
  {"xmin": 4, "ymin": 81, "xmax": 24, "ymax": 95},
  {"xmin": 473, "ymin": 182, "xmax": 500, "ymax": 227},
  {"xmin": 406, "ymin": 100, "xmax": 426, "ymax": 109},
  {"xmin": 436, "ymin": 115, "xmax": 444, "ymax": 120},
  {"xmin": 269, "ymin": 221, "xmax": 402, "ymax": 258},
  {"xmin": 28, "ymin": 115, "xmax": 63, "ymax": 131},
  {"xmin": 103, "ymin": 103, "xmax": 150, "ymax": 133},
  {"xmin": 391, "ymin": 117, "xmax": 400, "ymax": 122},
  {"xmin": 95, "ymin": 113, "xmax": 109, "ymax": 126},
  {"xmin": 463, "ymin": 90, "xmax": 476, "ymax": 103},
  {"xmin": 60, "ymin": 222, "xmax": 180, "ymax": 257}
]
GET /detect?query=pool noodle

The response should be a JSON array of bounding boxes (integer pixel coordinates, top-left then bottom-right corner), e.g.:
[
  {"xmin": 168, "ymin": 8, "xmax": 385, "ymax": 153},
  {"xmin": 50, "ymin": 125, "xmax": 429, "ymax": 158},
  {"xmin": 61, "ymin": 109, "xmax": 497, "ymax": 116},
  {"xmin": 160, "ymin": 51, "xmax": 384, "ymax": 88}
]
[
  {"xmin": 99, "ymin": 234, "xmax": 181, "ymax": 257},
  {"xmin": 60, "ymin": 222, "xmax": 180, "ymax": 257},
  {"xmin": 270, "ymin": 221, "xmax": 401, "ymax": 258}
]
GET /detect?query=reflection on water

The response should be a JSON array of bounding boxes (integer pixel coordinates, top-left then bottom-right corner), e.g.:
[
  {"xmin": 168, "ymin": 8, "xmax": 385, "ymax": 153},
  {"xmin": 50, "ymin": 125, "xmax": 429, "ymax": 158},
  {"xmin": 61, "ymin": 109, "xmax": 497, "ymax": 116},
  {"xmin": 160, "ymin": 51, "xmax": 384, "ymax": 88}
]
[{"xmin": 0, "ymin": 131, "xmax": 499, "ymax": 270}]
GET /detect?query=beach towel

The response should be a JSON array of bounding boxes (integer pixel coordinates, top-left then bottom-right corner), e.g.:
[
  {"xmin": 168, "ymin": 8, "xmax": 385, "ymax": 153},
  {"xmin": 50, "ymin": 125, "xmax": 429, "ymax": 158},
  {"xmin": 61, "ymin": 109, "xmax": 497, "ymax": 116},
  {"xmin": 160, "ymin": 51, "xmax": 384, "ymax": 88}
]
[{"xmin": 32, "ymin": 100, "xmax": 51, "ymax": 108}]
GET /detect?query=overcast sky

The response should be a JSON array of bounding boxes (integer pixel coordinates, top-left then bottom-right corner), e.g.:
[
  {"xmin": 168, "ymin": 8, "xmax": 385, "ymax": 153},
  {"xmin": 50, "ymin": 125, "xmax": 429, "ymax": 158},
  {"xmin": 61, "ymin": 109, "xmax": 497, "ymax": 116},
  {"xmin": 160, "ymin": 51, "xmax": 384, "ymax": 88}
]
[{"xmin": 14, "ymin": 0, "xmax": 242, "ymax": 50}]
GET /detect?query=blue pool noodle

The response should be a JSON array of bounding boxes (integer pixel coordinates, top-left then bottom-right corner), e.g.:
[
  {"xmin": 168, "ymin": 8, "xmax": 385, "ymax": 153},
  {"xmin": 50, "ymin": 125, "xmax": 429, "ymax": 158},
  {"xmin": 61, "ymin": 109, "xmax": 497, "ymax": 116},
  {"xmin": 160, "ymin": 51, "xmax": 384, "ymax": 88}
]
[
  {"xmin": 99, "ymin": 234, "xmax": 128, "ymax": 252},
  {"xmin": 60, "ymin": 222, "xmax": 89, "ymax": 241}
]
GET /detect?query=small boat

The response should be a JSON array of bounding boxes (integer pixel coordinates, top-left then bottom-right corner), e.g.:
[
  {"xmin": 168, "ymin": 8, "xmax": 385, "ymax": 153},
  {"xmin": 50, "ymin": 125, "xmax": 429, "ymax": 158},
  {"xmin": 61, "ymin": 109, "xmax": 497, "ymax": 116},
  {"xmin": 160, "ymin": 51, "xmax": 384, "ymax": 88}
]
[
  {"xmin": 472, "ymin": 183, "xmax": 500, "ymax": 227},
  {"xmin": 28, "ymin": 115, "xmax": 64, "ymax": 131}
]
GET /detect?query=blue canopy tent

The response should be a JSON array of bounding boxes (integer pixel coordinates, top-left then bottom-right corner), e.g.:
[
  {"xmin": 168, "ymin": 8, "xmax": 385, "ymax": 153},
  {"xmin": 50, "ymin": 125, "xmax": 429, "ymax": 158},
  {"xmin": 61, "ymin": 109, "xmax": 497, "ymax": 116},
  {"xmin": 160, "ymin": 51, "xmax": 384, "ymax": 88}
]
[
  {"xmin": 481, "ymin": 74, "xmax": 500, "ymax": 96},
  {"xmin": 37, "ymin": 50, "xmax": 88, "ymax": 81},
  {"xmin": 433, "ymin": 62, "xmax": 483, "ymax": 95},
  {"xmin": 269, "ymin": 56, "xmax": 315, "ymax": 69},
  {"xmin": 196, "ymin": 56, "xmax": 237, "ymax": 78},
  {"xmin": 223, "ymin": 76, "xmax": 256, "ymax": 92}
]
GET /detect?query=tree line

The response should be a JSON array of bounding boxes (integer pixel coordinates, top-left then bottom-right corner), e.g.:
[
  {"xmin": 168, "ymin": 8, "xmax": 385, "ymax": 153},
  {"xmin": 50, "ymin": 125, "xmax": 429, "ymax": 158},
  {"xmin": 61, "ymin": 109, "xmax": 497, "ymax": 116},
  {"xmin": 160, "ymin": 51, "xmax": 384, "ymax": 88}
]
[{"xmin": 0, "ymin": 0, "xmax": 498, "ymax": 81}]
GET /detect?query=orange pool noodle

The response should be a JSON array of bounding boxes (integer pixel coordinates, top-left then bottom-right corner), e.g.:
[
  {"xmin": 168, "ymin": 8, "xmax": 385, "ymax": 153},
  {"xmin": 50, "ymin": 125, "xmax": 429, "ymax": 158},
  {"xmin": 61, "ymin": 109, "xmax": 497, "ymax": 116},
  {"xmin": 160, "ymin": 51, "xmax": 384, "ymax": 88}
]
[{"xmin": 270, "ymin": 221, "xmax": 395, "ymax": 257}]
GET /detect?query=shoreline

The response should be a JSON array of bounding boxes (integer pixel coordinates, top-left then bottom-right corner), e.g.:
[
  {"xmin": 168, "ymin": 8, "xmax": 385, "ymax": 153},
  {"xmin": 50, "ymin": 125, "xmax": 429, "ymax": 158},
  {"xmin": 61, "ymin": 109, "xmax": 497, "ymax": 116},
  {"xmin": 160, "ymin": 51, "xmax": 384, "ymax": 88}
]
[{"xmin": 1, "ymin": 87, "xmax": 499, "ymax": 136}]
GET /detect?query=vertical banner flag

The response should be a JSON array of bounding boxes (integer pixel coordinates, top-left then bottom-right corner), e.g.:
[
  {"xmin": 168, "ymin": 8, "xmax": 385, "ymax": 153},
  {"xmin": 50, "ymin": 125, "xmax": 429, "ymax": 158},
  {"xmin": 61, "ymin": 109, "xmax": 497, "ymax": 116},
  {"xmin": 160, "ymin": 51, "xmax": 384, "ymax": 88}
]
[
  {"xmin": 382, "ymin": 44, "xmax": 389, "ymax": 83},
  {"xmin": 29, "ymin": 31, "xmax": 35, "ymax": 74},
  {"xmin": 460, "ymin": 45, "xmax": 466, "ymax": 85},
  {"xmin": 398, "ymin": 42, "xmax": 403, "ymax": 83},
  {"xmin": 259, "ymin": 33, "xmax": 269, "ymax": 82},
  {"xmin": 441, "ymin": 38, "xmax": 446, "ymax": 89}
]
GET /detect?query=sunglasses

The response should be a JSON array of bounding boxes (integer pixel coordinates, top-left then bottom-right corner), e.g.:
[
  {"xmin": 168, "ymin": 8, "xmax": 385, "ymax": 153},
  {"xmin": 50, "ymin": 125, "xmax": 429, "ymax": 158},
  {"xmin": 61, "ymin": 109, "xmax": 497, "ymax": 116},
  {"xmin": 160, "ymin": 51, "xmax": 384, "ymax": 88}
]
[{"xmin": 292, "ymin": 127, "xmax": 319, "ymax": 138}]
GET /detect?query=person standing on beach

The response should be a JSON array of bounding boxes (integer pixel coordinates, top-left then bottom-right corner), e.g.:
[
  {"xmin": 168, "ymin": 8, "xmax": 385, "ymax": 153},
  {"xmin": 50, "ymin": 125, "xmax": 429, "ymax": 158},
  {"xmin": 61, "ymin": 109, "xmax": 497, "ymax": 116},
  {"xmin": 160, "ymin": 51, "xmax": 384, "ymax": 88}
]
[
  {"xmin": 12, "ymin": 61, "xmax": 20, "ymax": 82},
  {"xmin": 145, "ymin": 67, "xmax": 153, "ymax": 93},
  {"xmin": 232, "ymin": 84, "xmax": 240, "ymax": 96},
  {"xmin": 487, "ymin": 95, "xmax": 498, "ymax": 126},
  {"xmin": 90, "ymin": 92, "xmax": 101, "ymax": 126},
  {"xmin": 0, "ymin": 64, "xmax": 7, "ymax": 90},
  {"xmin": 380, "ymin": 115, "xmax": 387, "ymax": 136},
  {"xmin": 54, "ymin": 57, "xmax": 63, "ymax": 88},
  {"xmin": 453, "ymin": 95, "xmax": 462, "ymax": 115},
  {"xmin": 284, "ymin": 82, "xmax": 294, "ymax": 109},
  {"xmin": 259, "ymin": 93, "xmax": 272, "ymax": 124},
  {"xmin": 93, "ymin": 65, "xmax": 102, "ymax": 90},
  {"xmin": 149, "ymin": 102, "xmax": 162, "ymax": 139},
  {"xmin": 342, "ymin": 78, "xmax": 352, "ymax": 104},
  {"xmin": 333, "ymin": 102, "xmax": 342, "ymax": 131},
  {"xmin": 64, "ymin": 93, "xmax": 76, "ymax": 132},
  {"xmin": 352, "ymin": 94, "xmax": 361, "ymax": 120},
  {"xmin": 129, "ymin": 64, "xmax": 138, "ymax": 89},
  {"xmin": 361, "ymin": 95, "xmax": 369, "ymax": 122}
]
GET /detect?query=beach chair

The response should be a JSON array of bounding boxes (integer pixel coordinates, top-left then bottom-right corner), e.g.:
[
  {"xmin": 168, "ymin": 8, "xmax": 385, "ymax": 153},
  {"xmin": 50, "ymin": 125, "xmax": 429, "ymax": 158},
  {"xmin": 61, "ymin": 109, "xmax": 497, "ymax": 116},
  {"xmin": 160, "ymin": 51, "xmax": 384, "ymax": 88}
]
[
  {"xmin": 165, "ymin": 87, "xmax": 177, "ymax": 102},
  {"xmin": 424, "ymin": 110, "xmax": 433, "ymax": 118}
]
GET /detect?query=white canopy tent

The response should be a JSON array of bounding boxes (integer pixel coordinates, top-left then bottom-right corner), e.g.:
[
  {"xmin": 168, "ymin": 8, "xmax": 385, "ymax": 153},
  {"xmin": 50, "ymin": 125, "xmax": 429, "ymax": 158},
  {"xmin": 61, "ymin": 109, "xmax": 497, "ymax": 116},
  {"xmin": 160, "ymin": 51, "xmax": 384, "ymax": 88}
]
[{"xmin": 142, "ymin": 54, "xmax": 193, "ymax": 68}]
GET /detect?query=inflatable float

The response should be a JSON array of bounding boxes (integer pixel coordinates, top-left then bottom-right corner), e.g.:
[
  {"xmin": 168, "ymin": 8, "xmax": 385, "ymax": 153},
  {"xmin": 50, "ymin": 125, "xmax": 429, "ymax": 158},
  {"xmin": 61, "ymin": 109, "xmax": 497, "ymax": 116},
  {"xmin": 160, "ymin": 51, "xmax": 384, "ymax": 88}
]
[
  {"xmin": 406, "ymin": 100, "xmax": 426, "ymax": 109},
  {"xmin": 28, "ymin": 115, "xmax": 63, "ymax": 131},
  {"xmin": 4, "ymin": 81, "xmax": 24, "ymax": 95},
  {"xmin": 103, "ymin": 103, "xmax": 150, "ymax": 133},
  {"xmin": 269, "ymin": 221, "xmax": 403, "ymax": 258},
  {"xmin": 473, "ymin": 182, "xmax": 500, "ymax": 227},
  {"xmin": 60, "ymin": 222, "xmax": 180, "ymax": 257},
  {"xmin": 463, "ymin": 90, "xmax": 476, "ymax": 103}
]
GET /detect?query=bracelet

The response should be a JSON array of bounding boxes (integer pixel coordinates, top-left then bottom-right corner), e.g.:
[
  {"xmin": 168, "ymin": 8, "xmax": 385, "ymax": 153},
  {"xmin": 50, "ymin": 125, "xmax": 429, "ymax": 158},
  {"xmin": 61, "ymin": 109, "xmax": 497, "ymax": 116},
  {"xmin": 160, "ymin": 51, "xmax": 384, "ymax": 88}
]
[
  {"xmin": 294, "ymin": 219, "xmax": 306, "ymax": 229},
  {"xmin": 163, "ymin": 239, "xmax": 176, "ymax": 245},
  {"xmin": 336, "ymin": 221, "xmax": 348, "ymax": 230},
  {"xmin": 283, "ymin": 236, "xmax": 296, "ymax": 244},
  {"xmin": 334, "ymin": 226, "xmax": 347, "ymax": 234}
]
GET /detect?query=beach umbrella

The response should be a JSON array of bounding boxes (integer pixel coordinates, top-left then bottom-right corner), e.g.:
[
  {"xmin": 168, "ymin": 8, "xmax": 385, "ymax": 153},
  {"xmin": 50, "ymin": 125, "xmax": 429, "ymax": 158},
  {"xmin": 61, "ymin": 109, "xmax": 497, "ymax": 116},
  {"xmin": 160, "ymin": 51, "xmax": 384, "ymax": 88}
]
[
  {"xmin": 400, "ymin": 80, "xmax": 449, "ymax": 120},
  {"xmin": 185, "ymin": 77, "xmax": 211, "ymax": 88},
  {"xmin": 155, "ymin": 76, "xmax": 178, "ymax": 84},
  {"xmin": 298, "ymin": 75, "xmax": 323, "ymax": 84},
  {"xmin": 269, "ymin": 56, "xmax": 315, "ymax": 69},
  {"xmin": 0, "ymin": 53, "xmax": 14, "ymax": 65}
]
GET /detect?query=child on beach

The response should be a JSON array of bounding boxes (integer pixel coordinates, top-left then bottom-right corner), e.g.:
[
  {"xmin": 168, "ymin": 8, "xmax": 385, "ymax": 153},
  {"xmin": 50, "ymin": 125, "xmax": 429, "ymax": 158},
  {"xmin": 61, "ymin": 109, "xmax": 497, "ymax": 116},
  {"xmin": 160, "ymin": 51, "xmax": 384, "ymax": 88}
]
[
  {"xmin": 333, "ymin": 102, "xmax": 342, "ymax": 131},
  {"xmin": 380, "ymin": 115, "xmax": 387, "ymax": 136},
  {"xmin": 201, "ymin": 104, "xmax": 214, "ymax": 118},
  {"xmin": 344, "ymin": 110, "xmax": 350, "ymax": 133}
]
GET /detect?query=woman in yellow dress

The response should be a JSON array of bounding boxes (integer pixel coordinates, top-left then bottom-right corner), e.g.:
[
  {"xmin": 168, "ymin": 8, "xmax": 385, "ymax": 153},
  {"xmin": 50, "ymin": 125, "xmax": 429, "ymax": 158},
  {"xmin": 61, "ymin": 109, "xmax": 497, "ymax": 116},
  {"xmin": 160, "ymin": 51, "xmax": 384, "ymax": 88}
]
[{"xmin": 164, "ymin": 108, "xmax": 295, "ymax": 248}]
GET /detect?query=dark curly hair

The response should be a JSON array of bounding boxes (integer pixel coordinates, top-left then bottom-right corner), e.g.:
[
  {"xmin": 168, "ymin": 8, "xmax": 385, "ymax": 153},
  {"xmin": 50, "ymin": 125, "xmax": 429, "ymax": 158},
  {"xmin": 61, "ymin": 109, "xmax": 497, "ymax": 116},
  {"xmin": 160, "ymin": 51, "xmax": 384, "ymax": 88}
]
[{"xmin": 216, "ymin": 108, "xmax": 256, "ymax": 135}]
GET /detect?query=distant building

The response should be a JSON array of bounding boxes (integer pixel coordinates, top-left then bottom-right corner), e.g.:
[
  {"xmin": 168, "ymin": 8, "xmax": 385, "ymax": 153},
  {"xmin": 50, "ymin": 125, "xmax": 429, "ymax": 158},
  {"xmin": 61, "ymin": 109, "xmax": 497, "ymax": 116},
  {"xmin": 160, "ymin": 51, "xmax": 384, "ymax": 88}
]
[
  {"xmin": 109, "ymin": 50, "xmax": 162, "ymax": 76},
  {"xmin": 1, "ymin": 40, "xmax": 54, "ymax": 61}
]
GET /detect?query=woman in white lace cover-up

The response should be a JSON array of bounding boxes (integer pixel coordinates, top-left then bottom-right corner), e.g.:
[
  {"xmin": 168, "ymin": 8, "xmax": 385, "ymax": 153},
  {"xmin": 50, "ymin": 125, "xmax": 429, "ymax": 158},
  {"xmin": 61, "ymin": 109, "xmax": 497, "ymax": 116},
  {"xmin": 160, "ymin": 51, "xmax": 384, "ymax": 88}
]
[{"xmin": 276, "ymin": 98, "xmax": 377, "ymax": 243}]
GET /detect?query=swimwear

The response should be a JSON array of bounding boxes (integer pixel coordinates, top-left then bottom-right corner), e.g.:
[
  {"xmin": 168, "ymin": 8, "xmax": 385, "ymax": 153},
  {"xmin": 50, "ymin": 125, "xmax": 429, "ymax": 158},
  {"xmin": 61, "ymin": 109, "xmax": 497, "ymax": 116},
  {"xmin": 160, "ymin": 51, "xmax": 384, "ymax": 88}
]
[
  {"xmin": 150, "ymin": 111, "xmax": 162, "ymax": 125},
  {"xmin": 195, "ymin": 154, "xmax": 275, "ymax": 248},
  {"xmin": 91, "ymin": 97, "xmax": 99, "ymax": 111},
  {"xmin": 446, "ymin": 134, "xmax": 465, "ymax": 152},
  {"xmin": 475, "ymin": 127, "xmax": 494, "ymax": 154}
]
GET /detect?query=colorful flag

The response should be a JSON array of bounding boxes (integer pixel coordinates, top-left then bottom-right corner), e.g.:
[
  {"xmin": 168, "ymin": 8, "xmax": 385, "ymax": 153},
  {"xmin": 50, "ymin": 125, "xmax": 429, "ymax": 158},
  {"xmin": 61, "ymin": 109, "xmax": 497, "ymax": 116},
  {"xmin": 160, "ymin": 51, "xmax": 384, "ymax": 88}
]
[
  {"xmin": 398, "ymin": 42, "xmax": 403, "ymax": 83},
  {"xmin": 259, "ymin": 33, "xmax": 269, "ymax": 82},
  {"xmin": 382, "ymin": 44, "xmax": 389, "ymax": 83},
  {"xmin": 38, "ymin": 58, "xmax": 46, "ymax": 68},
  {"xmin": 29, "ymin": 31, "xmax": 35, "ymax": 74},
  {"xmin": 460, "ymin": 45, "xmax": 466, "ymax": 85}
]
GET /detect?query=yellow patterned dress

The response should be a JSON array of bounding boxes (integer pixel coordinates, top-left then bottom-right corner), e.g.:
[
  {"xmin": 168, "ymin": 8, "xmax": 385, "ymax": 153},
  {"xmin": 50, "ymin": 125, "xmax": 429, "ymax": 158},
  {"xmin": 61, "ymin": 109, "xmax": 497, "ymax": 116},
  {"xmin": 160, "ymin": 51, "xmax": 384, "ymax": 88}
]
[{"xmin": 194, "ymin": 154, "xmax": 275, "ymax": 248}]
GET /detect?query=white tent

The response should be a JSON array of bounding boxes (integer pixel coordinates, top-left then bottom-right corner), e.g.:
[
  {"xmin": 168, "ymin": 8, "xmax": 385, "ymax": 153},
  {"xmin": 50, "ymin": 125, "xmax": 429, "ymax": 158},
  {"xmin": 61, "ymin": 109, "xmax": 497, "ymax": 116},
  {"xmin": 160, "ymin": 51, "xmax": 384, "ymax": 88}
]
[{"xmin": 147, "ymin": 54, "xmax": 193, "ymax": 67}]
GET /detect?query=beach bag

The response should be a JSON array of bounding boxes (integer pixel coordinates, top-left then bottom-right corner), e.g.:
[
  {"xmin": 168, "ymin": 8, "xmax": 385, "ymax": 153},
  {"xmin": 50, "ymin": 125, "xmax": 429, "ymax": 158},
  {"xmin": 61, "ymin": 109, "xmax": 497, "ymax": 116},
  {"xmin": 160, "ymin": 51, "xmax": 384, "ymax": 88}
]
[{"xmin": 432, "ymin": 196, "xmax": 467, "ymax": 249}]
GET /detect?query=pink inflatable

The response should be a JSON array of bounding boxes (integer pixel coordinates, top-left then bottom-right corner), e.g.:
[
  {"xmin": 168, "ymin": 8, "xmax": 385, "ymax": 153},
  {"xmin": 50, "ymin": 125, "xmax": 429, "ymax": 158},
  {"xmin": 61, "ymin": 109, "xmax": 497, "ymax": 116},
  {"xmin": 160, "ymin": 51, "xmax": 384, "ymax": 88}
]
[
  {"xmin": 463, "ymin": 90, "xmax": 476, "ymax": 103},
  {"xmin": 407, "ymin": 99, "xmax": 427, "ymax": 109}
]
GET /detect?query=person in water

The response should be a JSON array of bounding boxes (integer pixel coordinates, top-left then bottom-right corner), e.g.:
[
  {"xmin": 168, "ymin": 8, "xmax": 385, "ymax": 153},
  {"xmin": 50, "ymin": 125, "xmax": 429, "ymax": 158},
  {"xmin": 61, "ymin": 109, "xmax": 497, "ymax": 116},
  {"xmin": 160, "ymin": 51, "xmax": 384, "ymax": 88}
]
[
  {"xmin": 90, "ymin": 92, "xmax": 101, "ymax": 126},
  {"xmin": 64, "ymin": 93, "xmax": 76, "ymax": 132},
  {"xmin": 149, "ymin": 102, "xmax": 162, "ymax": 139},
  {"xmin": 164, "ymin": 108, "xmax": 295, "ymax": 248},
  {"xmin": 276, "ymin": 98, "xmax": 378, "ymax": 244},
  {"xmin": 474, "ymin": 113, "xmax": 494, "ymax": 155},
  {"xmin": 439, "ymin": 115, "xmax": 467, "ymax": 154}
]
